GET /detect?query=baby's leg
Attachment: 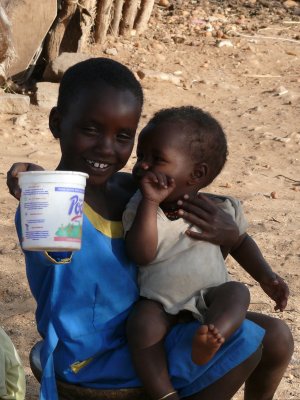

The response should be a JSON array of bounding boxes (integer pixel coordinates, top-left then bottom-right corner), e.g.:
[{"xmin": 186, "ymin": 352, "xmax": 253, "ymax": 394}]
[
  {"xmin": 192, "ymin": 281, "xmax": 250, "ymax": 365},
  {"xmin": 127, "ymin": 298, "xmax": 179, "ymax": 400}
]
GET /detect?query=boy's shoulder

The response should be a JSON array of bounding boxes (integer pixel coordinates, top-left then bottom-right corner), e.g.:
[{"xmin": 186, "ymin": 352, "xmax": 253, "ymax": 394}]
[
  {"xmin": 109, "ymin": 172, "xmax": 138, "ymax": 208},
  {"xmin": 112, "ymin": 172, "xmax": 137, "ymax": 193}
]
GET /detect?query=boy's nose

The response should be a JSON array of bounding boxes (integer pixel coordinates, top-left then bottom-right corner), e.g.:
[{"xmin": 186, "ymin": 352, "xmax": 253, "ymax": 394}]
[{"xmin": 95, "ymin": 136, "xmax": 114, "ymax": 155}]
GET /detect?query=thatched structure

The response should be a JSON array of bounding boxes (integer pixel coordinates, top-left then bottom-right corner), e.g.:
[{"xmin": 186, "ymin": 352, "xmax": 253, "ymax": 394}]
[
  {"xmin": 0, "ymin": 3, "xmax": 15, "ymax": 83},
  {"xmin": 0, "ymin": 0, "xmax": 157, "ymax": 82}
]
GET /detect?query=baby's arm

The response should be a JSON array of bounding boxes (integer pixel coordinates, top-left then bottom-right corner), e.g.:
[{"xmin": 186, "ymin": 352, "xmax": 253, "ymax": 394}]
[
  {"xmin": 125, "ymin": 171, "xmax": 175, "ymax": 266},
  {"xmin": 230, "ymin": 234, "xmax": 289, "ymax": 311}
]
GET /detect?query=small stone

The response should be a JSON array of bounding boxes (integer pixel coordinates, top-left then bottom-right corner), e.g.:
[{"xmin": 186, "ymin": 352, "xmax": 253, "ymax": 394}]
[
  {"xmin": 0, "ymin": 94, "xmax": 30, "ymax": 114},
  {"xmin": 158, "ymin": 0, "xmax": 170, "ymax": 7},
  {"xmin": 35, "ymin": 82, "xmax": 59, "ymax": 110},
  {"xmin": 270, "ymin": 191, "xmax": 278, "ymax": 199},
  {"xmin": 136, "ymin": 69, "xmax": 182, "ymax": 86},
  {"xmin": 156, "ymin": 54, "xmax": 166, "ymax": 62},
  {"xmin": 151, "ymin": 42, "xmax": 165, "ymax": 52},
  {"xmin": 43, "ymin": 52, "xmax": 90, "ymax": 82},
  {"xmin": 273, "ymin": 136, "xmax": 291, "ymax": 143},
  {"xmin": 276, "ymin": 86, "xmax": 289, "ymax": 96},
  {"xmin": 283, "ymin": 0, "xmax": 298, "ymax": 8},
  {"xmin": 216, "ymin": 39, "xmax": 234, "ymax": 48},
  {"xmin": 10, "ymin": 114, "xmax": 27, "ymax": 126},
  {"xmin": 172, "ymin": 35, "xmax": 186, "ymax": 44},
  {"xmin": 105, "ymin": 47, "xmax": 118, "ymax": 56}
]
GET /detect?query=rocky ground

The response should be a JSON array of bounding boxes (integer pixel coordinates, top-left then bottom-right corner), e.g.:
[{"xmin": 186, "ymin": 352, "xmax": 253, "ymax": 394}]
[{"xmin": 0, "ymin": 0, "xmax": 299, "ymax": 398}]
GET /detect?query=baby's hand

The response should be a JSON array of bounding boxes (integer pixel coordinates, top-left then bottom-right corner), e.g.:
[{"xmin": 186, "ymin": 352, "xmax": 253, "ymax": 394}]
[
  {"xmin": 260, "ymin": 273, "xmax": 289, "ymax": 312},
  {"xmin": 140, "ymin": 170, "xmax": 176, "ymax": 204}
]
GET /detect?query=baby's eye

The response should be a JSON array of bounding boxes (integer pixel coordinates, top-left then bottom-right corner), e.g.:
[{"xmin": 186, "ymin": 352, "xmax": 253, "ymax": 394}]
[{"xmin": 154, "ymin": 156, "xmax": 166, "ymax": 163}]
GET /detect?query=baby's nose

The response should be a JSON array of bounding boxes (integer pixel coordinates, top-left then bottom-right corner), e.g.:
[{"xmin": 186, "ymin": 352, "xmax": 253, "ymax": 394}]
[{"xmin": 140, "ymin": 161, "xmax": 150, "ymax": 170}]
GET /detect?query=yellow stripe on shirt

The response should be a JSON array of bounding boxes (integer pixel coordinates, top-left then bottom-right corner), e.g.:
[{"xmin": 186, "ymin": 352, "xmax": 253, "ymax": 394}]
[{"xmin": 84, "ymin": 203, "xmax": 123, "ymax": 239}]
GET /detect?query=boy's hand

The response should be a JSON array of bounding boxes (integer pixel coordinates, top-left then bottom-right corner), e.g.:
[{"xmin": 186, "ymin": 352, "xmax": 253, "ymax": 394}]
[
  {"xmin": 140, "ymin": 170, "xmax": 176, "ymax": 204},
  {"xmin": 7, "ymin": 162, "xmax": 44, "ymax": 200},
  {"xmin": 177, "ymin": 193, "xmax": 239, "ymax": 247},
  {"xmin": 259, "ymin": 274, "xmax": 289, "ymax": 312}
]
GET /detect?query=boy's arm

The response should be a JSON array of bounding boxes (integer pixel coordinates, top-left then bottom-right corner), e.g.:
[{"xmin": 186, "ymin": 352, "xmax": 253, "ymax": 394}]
[
  {"xmin": 125, "ymin": 198, "xmax": 159, "ymax": 266},
  {"xmin": 230, "ymin": 233, "xmax": 289, "ymax": 311},
  {"xmin": 7, "ymin": 162, "xmax": 44, "ymax": 200}
]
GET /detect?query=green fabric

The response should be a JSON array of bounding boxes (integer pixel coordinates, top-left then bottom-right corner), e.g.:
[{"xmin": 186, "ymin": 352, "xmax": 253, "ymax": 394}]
[{"xmin": 0, "ymin": 328, "xmax": 25, "ymax": 400}]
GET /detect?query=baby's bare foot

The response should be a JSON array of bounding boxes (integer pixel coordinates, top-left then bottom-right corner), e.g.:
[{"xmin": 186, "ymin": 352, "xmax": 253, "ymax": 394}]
[{"xmin": 191, "ymin": 324, "xmax": 225, "ymax": 365}]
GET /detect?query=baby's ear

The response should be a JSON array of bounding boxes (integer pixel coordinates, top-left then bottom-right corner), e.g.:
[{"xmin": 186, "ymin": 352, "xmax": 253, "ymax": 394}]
[
  {"xmin": 189, "ymin": 163, "xmax": 208, "ymax": 185},
  {"xmin": 49, "ymin": 107, "xmax": 61, "ymax": 139}
]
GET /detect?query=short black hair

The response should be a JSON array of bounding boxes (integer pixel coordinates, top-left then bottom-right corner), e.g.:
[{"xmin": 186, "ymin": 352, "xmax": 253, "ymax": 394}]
[
  {"xmin": 57, "ymin": 58, "xmax": 144, "ymax": 113},
  {"xmin": 148, "ymin": 106, "xmax": 228, "ymax": 182}
]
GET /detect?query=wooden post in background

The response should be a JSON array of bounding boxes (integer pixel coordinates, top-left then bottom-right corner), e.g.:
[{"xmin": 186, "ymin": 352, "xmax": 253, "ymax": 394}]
[
  {"xmin": 110, "ymin": 0, "xmax": 125, "ymax": 36},
  {"xmin": 135, "ymin": 0, "xmax": 155, "ymax": 34},
  {"xmin": 94, "ymin": 0, "xmax": 114, "ymax": 44},
  {"xmin": 119, "ymin": 0, "xmax": 140, "ymax": 35}
]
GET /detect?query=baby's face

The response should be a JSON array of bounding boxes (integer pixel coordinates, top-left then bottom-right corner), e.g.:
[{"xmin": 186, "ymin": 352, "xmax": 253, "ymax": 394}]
[{"xmin": 133, "ymin": 121, "xmax": 197, "ymax": 203}]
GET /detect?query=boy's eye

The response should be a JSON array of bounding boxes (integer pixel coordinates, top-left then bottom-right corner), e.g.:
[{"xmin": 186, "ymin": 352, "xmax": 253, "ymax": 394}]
[
  {"xmin": 117, "ymin": 132, "xmax": 133, "ymax": 141},
  {"xmin": 81, "ymin": 126, "xmax": 98, "ymax": 135}
]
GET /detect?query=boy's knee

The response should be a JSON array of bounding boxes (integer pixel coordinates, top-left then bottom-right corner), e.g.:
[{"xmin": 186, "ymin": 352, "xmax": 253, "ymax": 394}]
[{"xmin": 264, "ymin": 318, "xmax": 294, "ymax": 362}]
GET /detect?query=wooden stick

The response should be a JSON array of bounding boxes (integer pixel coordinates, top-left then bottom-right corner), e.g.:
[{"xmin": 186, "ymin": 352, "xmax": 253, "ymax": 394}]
[
  {"xmin": 134, "ymin": 0, "xmax": 155, "ymax": 34},
  {"xmin": 119, "ymin": 0, "xmax": 140, "ymax": 35},
  {"xmin": 45, "ymin": 0, "xmax": 78, "ymax": 62},
  {"xmin": 231, "ymin": 31, "xmax": 300, "ymax": 44},
  {"xmin": 110, "ymin": 0, "xmax": 125, "ymax": 36},
  {"xmin": 94, "ymin": 0, "xmax": 114, "ymax": 44},
  {"xmin": 242, "ymin": 74, "xmax": 283, "ymax": 78}
]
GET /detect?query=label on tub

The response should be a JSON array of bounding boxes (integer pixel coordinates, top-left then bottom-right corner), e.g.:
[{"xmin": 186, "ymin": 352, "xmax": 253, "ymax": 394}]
[{"xmin": 21, "ymin": 184, "xmax": 85, "ymax": 251}]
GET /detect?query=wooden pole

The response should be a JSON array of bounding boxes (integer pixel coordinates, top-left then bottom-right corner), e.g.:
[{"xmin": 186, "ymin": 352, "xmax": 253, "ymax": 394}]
[
  {"xmin": 77, "ymin": 0, "xmax": 97, "ymax": 50},
  {"xmin": 134, "ymin": 0, "xmax": 155, "ymax": 34},
  {"xmin": 110, "ymin": 0, "xmax": 125, "ymax": 36},
  {"xmin": 94, "ymin": 0, "xmax": 114, "ymax": 44},
  {"xmin": 119, "ymin": 0, "xmax": 140, "ymax": 35},
  {"xmin": 45, "ymin": 0, "xmax": 77, "ymax": 62}
]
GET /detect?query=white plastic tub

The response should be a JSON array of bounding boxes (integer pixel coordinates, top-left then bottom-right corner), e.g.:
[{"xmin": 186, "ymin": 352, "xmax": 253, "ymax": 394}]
[{"xmin": 19, "ymin": 171, "xmax": 88, "ymax": 251}]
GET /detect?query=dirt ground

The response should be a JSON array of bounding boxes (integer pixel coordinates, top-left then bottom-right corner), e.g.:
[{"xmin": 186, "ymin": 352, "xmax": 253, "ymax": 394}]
[{"xmin": 0, "ymin": 1, "xmax": 299, "ymax": 399}]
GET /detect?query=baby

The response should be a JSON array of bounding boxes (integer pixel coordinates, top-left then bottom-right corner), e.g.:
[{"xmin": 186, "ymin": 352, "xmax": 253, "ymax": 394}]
[{"xmin": 123, "ymin": 106, "xmax": 289, "ymax": 400}]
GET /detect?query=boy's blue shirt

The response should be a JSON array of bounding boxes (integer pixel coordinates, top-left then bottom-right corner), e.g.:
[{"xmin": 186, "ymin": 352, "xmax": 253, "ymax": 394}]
[{"xmin": 15, "ymin": 206, "xmax": 139, "ymax": 399}]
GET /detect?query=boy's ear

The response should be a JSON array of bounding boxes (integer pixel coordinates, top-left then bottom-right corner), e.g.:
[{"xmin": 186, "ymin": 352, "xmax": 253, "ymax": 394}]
[
  {"xmin": 188, "ymin": 163, "xmax": 208, "ymax": 185},
  {"xmin": 49, "ymin": 107, "xmax": 61, "ymax": 139}
]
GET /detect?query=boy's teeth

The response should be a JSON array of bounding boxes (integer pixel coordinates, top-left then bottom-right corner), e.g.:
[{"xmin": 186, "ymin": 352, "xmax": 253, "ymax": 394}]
[{"xmin": 87, "ymin": 159, "xmax": 108, "ymax": 169}]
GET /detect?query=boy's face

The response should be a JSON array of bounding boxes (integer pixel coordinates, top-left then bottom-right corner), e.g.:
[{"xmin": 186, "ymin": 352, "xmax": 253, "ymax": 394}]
[
  {"xmin": 133, "ymin": 121, "xmax": 202, "ymax": 203},
  {"xmin": 50, "ymin": 84, "xmax": 141, "ymax": 187}
]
